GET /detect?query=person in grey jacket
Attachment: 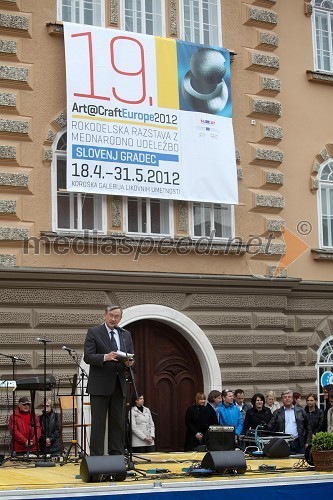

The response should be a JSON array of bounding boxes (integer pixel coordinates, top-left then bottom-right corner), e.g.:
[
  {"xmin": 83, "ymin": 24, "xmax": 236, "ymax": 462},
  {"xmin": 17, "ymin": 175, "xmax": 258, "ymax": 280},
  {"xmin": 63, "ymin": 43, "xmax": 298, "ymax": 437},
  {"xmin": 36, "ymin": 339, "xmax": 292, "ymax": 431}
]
[
  {"xmin": 130, "ymin": 393, "xmax": 155, "ymax": 453},
  {"xmin": 267, "ymin": 389, "xmax": 312, "ymax": 454}
]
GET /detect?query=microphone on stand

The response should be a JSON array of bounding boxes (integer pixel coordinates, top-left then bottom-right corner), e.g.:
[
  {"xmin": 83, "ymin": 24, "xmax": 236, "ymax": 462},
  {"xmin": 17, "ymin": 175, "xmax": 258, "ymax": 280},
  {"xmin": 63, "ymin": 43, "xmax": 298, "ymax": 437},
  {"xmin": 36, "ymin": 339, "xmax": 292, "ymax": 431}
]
[
  {"xmin": 36, "ymin": 337, "xmax": 51, "ymax": 343},
  {"xmin": 62, "ymin": 345, "xmax": 76, "ymax": 354},
  {"xmin": 12, "ymin": 355, "xmax": 25, "ymax": 362}
]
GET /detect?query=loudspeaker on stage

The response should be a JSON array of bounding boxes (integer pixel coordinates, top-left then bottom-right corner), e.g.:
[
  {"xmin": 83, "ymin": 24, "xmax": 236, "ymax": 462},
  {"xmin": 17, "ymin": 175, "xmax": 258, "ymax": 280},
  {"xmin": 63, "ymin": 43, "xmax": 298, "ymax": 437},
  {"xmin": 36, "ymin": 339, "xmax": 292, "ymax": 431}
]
[
  {"xmin": 263, "ymin": 438, "xmax": 291, "ymax": 458},
  {"xmin": 201, "ymin": 450, "xmax": 247, "ymax": 474},
  {"xmin": 80, "ymin": 455, "xmax": 127, "ymax": 482},
  {"xmin": 207, "ymin": 425, "xmax": 235, "ymax": 451}
]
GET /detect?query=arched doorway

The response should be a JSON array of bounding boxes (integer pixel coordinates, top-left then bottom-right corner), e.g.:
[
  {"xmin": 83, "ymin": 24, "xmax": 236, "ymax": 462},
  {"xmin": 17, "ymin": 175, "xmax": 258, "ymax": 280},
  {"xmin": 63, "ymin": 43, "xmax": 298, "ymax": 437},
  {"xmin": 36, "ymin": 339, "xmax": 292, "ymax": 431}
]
[{"xmin": 129, "ymin": 319, "xmax": 203, "ymax": 451}]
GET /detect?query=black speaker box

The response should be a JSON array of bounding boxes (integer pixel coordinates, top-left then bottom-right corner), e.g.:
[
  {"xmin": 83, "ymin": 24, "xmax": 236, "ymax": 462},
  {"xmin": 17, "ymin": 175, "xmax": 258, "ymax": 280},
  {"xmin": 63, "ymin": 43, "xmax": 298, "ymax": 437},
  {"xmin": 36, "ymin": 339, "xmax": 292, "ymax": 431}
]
[
  {"xmin": 201, "ymin": 450, "xmax": 247, "ymax": 474},
  {"xmin": 207, "ymin": 425, "xmax": 235, "ymax": 451},
  {"xmin": 263, "ymin": 438, "xmax": 290, "ymax": 458},
  {"xmin": 80, "ymin": 455, "xmax": 127, "ymax": 482}
]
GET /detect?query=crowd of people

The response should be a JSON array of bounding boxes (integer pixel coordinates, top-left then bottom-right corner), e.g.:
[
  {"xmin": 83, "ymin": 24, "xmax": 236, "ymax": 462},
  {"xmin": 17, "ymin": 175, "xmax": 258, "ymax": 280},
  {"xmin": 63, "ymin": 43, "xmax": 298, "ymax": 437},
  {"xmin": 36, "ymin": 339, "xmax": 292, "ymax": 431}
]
[
  {"xmin": 184, "ymin": 386, "xmax": 333, "ymax": 454},
  {"xmin": 9, "ymin": 303, "xmax": 332, "ymax": 460}
]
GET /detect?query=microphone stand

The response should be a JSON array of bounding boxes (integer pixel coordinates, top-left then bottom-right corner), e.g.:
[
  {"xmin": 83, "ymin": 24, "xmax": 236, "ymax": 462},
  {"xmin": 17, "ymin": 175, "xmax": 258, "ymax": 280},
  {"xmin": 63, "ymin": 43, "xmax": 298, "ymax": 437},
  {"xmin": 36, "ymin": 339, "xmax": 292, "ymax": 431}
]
[
  {"xmin": 61, "ymin": 349, "xmax": 87, "ymax": 465},
  {"xmin": 119, "ymin": 329, "xmax": 150, "ymax": 476},
  {"xmin": 0, "ymin": 353, "xmax": 24, "ymax": 465},
  {"xmin": 35, "ymin": 339, "xmax": 55, "ymax": 467}
]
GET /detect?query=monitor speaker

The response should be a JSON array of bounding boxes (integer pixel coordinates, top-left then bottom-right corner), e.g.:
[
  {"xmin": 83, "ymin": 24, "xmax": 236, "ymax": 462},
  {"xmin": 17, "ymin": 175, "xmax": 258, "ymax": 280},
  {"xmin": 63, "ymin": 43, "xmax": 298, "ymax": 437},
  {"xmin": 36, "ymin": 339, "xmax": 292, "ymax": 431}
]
[
  {"xmin": 80, "ymin": 455, "xmax": 127, "ymax": 482},
  {"xmin": 201, "ymin": 450, "xmax": 246, "ymax": 474},
  {"xmin": 207, "ymin": 425, "xmax": 235, "ymax": 451},
  {"xmin": 263, "ymin": 438, "xmax": 291, "ymax": 458}
]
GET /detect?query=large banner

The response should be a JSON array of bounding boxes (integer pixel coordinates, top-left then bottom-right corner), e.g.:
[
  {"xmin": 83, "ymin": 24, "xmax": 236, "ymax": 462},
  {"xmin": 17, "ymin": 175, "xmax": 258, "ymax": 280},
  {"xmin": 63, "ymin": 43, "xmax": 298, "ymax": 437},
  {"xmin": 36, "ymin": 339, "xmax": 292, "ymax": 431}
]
[{"xmin": 64, "ymin": 24, "xmax": 238, "ymax": 204}]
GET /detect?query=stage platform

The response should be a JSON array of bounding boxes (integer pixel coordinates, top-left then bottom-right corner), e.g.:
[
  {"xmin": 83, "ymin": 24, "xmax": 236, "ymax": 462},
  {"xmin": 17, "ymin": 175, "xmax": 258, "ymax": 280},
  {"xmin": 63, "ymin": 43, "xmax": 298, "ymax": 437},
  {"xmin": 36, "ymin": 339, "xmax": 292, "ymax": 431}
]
[{"xmin": 0, "ymin": 451, "xmax": 332, "ymax": 500}]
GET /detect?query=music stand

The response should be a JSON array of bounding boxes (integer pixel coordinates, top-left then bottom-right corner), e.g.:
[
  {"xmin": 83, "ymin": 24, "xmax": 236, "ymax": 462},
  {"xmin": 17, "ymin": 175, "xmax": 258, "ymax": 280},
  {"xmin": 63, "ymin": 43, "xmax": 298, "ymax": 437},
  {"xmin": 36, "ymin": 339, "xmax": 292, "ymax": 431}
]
[{"xmin": 0, "ymin": 352, "xmax": 24, "ymax": 465}]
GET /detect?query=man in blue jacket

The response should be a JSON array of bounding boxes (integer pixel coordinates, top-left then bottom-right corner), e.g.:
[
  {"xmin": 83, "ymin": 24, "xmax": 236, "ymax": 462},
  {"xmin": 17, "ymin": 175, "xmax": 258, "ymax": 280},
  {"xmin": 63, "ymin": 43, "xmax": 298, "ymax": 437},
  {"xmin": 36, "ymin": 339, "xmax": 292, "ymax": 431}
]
[{"xmin": 217, "ymin": 389, "xmax": 243, "ymax": 438}]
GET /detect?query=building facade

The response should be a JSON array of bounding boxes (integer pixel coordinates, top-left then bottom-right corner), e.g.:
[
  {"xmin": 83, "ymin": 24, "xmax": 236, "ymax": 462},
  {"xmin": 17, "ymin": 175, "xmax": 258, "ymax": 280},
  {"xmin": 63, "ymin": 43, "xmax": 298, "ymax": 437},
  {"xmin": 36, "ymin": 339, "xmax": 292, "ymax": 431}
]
[{"xmin": 0, "ymin": 0, "xmax": 333, "ymax": 450}]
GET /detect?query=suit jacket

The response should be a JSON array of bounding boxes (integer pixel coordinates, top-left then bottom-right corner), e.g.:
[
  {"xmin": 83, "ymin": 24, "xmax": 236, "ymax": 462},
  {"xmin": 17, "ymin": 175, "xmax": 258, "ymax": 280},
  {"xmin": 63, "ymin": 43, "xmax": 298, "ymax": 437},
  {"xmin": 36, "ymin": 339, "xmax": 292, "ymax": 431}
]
[
  {"xmin": 267, "ymin": 405, "xmax": 312, "ymax": 447},
  {"xmin": 84, "ymin": 323, "xmax": 134, "ymax": 397}
]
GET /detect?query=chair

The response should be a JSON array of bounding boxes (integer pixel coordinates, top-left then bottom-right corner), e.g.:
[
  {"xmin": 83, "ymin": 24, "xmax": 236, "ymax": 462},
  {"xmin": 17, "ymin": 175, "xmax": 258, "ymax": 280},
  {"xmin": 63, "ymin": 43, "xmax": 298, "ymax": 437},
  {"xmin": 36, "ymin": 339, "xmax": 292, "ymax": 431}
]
[{"xmin": 59, "ymin": 395, "xmax": 89, "ymax": 456}]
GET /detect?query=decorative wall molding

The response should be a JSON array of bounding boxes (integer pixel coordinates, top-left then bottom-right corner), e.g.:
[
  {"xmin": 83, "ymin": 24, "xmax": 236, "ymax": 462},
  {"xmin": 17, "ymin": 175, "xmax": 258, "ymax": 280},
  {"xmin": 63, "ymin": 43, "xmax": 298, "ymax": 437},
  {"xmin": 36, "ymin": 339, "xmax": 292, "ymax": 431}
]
[
  {"xmin": 168, "ymin": 0, "xmax": 178, "ymax": 37},
  {"xmin": 0, "ymin": 171, "xmax": 28, "ymax": 188},
  {"xmin": 310, "ymin": 143, "xmax": 333, "ymax": 192},
  {"xmin": 109, "ymin": 0, "xmax": 119, "ymax": 26},
  {"xmin": 111, "ymin": 196, "xmax": 121, "ymax": 227},
  {"xmin": 304, "ymin": 1, "xmax": 313, "ymax": 17},
  {"xmin": 307, "ymin": 70, "xmax": 333, "ymax": 86},
  {"xmin": 177, "ymin": 201, "xmax": 188, "ymax": 231}
]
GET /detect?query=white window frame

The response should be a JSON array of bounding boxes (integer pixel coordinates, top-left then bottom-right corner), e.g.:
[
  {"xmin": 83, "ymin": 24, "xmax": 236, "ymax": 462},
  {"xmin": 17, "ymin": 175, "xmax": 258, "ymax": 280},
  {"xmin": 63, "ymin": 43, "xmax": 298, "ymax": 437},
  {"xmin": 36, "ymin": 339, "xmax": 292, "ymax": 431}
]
[
  {"xmin": 312, "ymin": 0, "xmax": 333, "ymax": 73},
  {"xmin": 124, "ymin": 197, "xmax": 173, "ymax": 236},
  {"xmin": 120, "ymin": 0, "xmax": 166, "ymax": 36},
  {"xmin": 51, "ymin": 130, "xmax": 107, "ymax": 234},
  {"xmin": 318, "ymin": 160, "xmax": 333, "ymax": 248},
  {"xmin": 57, "ymin": 0, "xmax": 105, "ymax": 27},
  {"xmin": 189, "ymin": 202, "xmax": 234, "ymax": 240},
  {"xmin": 179, "ymin": 0, "xmax": 222, "ymax": 46}
]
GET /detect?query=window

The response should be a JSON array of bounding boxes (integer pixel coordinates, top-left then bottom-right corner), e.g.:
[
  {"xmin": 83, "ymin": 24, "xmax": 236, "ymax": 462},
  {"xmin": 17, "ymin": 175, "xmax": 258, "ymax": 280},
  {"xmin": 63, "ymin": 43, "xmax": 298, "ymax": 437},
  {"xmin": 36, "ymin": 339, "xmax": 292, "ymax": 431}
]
[
  {"xmin": 317, "ymin": 336, "xmax": 333, "ymax": 411},
  {"xmin": 181, "ymin": 0, "xmax": 221, "ymax": 46},
  {"xmin": 53, "ymin": 132, "xmax": 105, "ymax": 232},
  {"xmin": 59, "ymin": 0, "xmax": 104, "ymax": 26},
  {"xmin": 313, "ymin": 0, "xmax": 333, "ymax": 72},
  {"xmin": 191, "ymin": 202, "xmax": 233, "ymax": 239},
  {"xmin": 319, "ymin": 161, "xmax": 333, "ymax": 247},
  {"xmin": 123, "ymin": 0, "xmax": 164, "ymax": 35},
  {"xmin": 125, "ymin": 197, "xmax": 172, "ymax": 235}
]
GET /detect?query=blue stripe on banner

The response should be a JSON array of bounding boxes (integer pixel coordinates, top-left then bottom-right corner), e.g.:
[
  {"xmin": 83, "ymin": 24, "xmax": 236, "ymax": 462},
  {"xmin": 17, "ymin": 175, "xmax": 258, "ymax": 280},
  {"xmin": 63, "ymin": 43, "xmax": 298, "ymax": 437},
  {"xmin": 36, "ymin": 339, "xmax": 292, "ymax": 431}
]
[{"xmin": 72, "ymin": 145, "xmax": 179, "ymax": 166}]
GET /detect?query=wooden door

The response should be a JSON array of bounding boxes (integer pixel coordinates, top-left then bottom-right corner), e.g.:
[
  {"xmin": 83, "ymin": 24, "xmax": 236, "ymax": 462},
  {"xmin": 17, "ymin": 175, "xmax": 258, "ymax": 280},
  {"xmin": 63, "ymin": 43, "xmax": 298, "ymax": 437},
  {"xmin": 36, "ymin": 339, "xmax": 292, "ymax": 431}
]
[{"xmin": 128, "ymin": 319, "xmax": 203, "ymax": 452}]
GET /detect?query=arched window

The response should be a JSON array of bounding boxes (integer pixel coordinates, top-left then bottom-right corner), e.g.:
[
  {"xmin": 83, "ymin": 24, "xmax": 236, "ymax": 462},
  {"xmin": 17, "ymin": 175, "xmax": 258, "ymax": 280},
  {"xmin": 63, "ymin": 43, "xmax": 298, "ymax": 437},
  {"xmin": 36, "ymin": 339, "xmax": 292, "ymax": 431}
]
[
  {"xmin": 318, "ymin": 160, "xmax": 333, "ymax": 247},
  {"xmin": 52, "ymin": 131, "xmax": 105, "ymax": 232},
  {"xmin": 181, "ymin": 0, "xmax": 221, "ymax": 46},
  {"xmin": 58, "ymin": 0, "xmax": 104, "ymax": 27},
  {"xmin": 317, "ymin": 337, "xmax": 333, "ymax": 410},
  {"xmin": 312, "ymin": 0, "xmax": 333, "ymax": 72}
]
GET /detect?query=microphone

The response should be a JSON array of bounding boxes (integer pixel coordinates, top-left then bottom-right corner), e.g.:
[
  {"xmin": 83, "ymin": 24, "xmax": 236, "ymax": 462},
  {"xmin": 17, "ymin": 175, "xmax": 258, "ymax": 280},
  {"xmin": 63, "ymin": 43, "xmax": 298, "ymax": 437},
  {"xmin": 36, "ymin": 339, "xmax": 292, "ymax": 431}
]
[
  {"xmin": 62, "ymin": 345, "xmax": 76, "ymax": 354},
  {"xmin": 13, "ymin": 355, "xmax": 25, "ymax": 362},
  {"xmin": 36, "ymin": 337, "xmax": 51, "ymax": 343}
]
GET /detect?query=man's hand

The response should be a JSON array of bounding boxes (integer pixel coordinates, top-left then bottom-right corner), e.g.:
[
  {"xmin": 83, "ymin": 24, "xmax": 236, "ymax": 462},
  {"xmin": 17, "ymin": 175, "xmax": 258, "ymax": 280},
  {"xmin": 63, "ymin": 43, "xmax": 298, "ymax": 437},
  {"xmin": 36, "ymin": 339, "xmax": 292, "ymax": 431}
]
[
  {"xmin": 104, "ymin": 351, "xmax": 118, "ymax": 362},
  {"xmin": 125, "ymin": 358, "xmax": 134, "ymax": 367}
]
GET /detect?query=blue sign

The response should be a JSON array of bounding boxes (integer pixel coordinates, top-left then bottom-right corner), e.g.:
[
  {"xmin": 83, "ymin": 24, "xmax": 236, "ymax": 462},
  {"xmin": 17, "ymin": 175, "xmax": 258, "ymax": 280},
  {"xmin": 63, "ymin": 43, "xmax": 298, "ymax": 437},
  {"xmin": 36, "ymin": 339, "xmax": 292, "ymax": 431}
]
[{"xmin": 321, "ymin": 371, "xmax": 333, "ymax": 387}]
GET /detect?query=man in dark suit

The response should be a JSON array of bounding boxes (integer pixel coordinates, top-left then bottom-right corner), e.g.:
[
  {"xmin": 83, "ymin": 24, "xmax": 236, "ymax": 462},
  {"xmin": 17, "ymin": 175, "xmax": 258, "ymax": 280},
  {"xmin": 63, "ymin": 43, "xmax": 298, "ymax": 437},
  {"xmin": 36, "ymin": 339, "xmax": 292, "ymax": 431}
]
[
  {"xmin": 199, "ymin": 390, "xmax": 222, "ymax": 443},
  {"xmin": 84, "ymin": 304, "xmax": 134, "ymax": 456}
]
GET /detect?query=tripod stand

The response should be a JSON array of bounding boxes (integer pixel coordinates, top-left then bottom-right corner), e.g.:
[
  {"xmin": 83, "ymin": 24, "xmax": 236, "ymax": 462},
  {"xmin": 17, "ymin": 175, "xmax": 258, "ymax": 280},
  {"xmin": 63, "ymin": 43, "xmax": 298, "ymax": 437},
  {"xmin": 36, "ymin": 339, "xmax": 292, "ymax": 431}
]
[{"xmin": 61, "ymin": 348, "xmax": 87, "ymax": 465}]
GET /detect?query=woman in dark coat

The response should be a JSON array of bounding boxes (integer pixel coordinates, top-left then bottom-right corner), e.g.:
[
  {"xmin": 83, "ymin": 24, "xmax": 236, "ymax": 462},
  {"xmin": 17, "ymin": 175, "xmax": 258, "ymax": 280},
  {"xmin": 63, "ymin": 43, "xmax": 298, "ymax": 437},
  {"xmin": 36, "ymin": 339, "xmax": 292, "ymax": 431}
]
[
  {"xmin": 184, "ymin": 392, "xmax": 206, "ymax": 451},
  {"xmin": 304, "ymin": 392, "xmax": 323, "ymax": 435},
  {"xmin": 242, "ymin": 393, "xmax": 272, "ymax": 435},
  {"xmin": 39, "ymin": 399, "xmax": 61, "ymax": 457}
]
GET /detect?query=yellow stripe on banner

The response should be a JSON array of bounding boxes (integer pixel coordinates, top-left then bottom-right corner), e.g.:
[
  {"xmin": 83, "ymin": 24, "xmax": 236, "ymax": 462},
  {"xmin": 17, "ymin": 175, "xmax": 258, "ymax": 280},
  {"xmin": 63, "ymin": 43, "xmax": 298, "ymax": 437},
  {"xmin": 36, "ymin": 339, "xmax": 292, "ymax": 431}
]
[{"xmin": 155, "ymin": 37, "xmax": 179, "ymax": 110}]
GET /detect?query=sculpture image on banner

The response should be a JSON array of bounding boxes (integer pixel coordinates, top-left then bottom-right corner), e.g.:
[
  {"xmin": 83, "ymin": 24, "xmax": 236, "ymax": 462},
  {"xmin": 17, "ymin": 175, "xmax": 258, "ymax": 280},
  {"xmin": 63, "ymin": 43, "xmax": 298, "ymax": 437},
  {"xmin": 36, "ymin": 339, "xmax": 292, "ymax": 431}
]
[{"xmin": 64, "ymin": 24, "xmax": 238, "ymax": 204}]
